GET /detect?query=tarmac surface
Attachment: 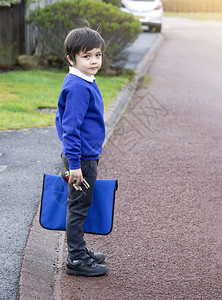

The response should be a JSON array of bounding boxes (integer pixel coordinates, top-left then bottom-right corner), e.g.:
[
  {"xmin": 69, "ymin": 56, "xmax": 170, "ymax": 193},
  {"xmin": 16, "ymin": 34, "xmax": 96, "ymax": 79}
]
[{"xmin": 2, "ymin": 17, "xmax": 222, "ymax": 300}]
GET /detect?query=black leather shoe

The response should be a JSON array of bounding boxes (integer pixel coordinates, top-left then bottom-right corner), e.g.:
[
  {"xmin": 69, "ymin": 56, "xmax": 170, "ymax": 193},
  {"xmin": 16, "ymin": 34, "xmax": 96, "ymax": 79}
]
[
  {"xmin": 66, "ymin": 256, "xmax": 108, "ymax": 277},
  {"xmin": 86, "ymin": 248, "xmax": 105, "ymax": 264}
]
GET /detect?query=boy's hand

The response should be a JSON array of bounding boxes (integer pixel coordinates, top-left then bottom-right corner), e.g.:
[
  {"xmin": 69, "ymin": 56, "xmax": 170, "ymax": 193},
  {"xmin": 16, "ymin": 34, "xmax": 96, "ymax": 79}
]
[{"xmin": 69, "ymin": 168, "xmax": 83, "ymax": 186}]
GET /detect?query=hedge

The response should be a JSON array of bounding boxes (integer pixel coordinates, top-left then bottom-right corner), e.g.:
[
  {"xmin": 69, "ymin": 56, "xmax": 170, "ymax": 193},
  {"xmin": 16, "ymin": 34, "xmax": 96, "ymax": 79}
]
[{"xmin": 27, "ymin": 0, "xmax": 142, "ymax": 69}]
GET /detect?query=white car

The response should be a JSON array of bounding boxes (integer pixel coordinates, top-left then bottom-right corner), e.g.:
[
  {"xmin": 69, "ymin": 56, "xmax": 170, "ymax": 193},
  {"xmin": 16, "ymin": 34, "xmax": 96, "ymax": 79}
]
[{"xmin": 120, "ymin": 0, "xmax": 163, "ymax": 32}]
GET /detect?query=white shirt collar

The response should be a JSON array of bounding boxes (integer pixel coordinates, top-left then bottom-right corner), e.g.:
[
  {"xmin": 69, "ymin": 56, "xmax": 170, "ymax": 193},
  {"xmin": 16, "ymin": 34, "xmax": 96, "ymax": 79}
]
[{"xmin": 69, "ymin": 67, "xmax": 95, "ymax": 83}]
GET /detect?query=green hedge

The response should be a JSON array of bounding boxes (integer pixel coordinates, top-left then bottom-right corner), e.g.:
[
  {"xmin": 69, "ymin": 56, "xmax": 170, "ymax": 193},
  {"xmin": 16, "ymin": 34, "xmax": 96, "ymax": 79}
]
[
  {"xmin": 27, "ymin": 0, "xmax": 142, "ymax": 69},
  {"xmin": 102, "ymin": 0, "xmax": 121, "ymax": 7}
]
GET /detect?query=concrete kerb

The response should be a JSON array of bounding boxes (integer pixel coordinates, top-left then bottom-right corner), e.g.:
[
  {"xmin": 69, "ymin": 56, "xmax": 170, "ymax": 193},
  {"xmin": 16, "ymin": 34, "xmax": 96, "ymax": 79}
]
[{"xmin": 18, "ymin": 33, "xmax": 164, "ymax": 300}]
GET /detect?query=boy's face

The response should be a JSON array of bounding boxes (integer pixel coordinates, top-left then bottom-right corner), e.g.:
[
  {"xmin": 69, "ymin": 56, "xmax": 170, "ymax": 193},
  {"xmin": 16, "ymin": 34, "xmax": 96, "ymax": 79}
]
[{"xmin": 68, "ymin": 48, "xmax": 102, "ymax": 77}]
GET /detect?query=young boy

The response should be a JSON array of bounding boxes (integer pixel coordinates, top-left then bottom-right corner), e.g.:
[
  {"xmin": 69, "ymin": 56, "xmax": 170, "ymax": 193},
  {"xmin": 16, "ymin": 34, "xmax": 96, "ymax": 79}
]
[{"xmin": 55, "ymin": 27, "xmax": 108, "ymax": 276}]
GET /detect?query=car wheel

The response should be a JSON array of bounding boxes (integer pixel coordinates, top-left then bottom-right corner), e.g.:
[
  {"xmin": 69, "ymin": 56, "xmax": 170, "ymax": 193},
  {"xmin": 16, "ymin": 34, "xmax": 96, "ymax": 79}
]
[{"xmin": 155, "ymin": 24, "xmax": 162, "ymax": 33}]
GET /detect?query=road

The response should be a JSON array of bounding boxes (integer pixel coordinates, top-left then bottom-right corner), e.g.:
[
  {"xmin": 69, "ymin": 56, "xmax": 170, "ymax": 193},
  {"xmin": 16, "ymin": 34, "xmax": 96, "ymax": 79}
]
[
  {"xmin": 0, "ymin": 128, "xmax": 62, "ymax": 300},
  {"xmin": 0, "ymin": 33, "xmax": 158, "ymax": 299},
  {"xmin": 57, "ymin": 17, "xmax": 222, "ymax": 299}
]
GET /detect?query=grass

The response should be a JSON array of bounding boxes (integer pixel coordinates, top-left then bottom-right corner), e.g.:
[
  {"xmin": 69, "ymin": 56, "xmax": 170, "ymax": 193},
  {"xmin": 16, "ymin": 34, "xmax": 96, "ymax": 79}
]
[
  {"xmin": 0, "ymin": 68, "xmax": 132, "ymax": 130},
  {"xmin": 164, "ymin": 12, "xmax": 222, "ymax": 21}
]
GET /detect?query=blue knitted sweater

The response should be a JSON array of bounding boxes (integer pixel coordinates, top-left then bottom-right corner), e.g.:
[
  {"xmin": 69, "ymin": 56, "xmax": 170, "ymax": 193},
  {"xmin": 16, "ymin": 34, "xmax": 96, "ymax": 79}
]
[{"xmin": 55, "ymin": 73, "xmax": 105, "ymax": 169}]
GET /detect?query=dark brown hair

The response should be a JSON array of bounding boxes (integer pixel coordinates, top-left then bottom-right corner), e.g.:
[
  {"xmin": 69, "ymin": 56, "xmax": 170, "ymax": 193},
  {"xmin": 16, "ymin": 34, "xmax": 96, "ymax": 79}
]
[{"xmin": 64, "ymin": 27, "xmax": 106, "ymax": 64}]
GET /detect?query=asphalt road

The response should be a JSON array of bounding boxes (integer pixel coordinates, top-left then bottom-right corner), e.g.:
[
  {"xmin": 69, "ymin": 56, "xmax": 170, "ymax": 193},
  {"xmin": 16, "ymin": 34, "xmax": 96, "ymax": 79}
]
[
  {"xmin": 58, "ymin": 18, "xmax": 222, "ymax": 299},
  {"xmin": 0, "ymin": 127, "xmax": 62, "ymax": 300},
  {"xmin": 0, "ymin": 32, "xmax": 158, "ymax": 300}
]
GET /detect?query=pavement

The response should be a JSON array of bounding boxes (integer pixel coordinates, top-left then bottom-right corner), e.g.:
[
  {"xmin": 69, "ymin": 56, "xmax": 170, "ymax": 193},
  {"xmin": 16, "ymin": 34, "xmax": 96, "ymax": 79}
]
[{"xmin": 0, "ymin": 32, "xmax": 162, "ymax": 300}]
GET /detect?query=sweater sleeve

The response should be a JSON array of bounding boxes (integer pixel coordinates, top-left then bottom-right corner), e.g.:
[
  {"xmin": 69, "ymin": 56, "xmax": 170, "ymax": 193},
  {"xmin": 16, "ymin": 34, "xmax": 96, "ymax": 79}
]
[{"xmin": 62, "ymin": 84, "xmax": 90, "ymax": 169}]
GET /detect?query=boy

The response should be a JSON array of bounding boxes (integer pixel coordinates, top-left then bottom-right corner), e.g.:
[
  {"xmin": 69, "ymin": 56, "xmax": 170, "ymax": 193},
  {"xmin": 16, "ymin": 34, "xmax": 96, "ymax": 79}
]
[{"xmin": 55, "ymin": 27, "xmax": 108, "ymax": 276}]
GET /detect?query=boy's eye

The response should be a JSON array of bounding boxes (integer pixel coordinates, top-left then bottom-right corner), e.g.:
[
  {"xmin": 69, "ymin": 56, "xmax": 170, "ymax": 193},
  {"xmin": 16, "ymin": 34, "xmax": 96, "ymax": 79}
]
[{"xmin": 81, "ymin": 53, "xmax": 102, "ymax": 59}]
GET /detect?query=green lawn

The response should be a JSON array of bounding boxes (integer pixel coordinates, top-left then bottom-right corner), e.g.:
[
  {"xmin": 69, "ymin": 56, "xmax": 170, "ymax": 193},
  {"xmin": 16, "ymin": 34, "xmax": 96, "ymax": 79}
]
[
  {"xmin": 0, "ymin": 68, "xmax": 131, "ymax": 130},
  {"xmin": 164, "ymin": 12, "xmax": 222, "ymax": 21}
]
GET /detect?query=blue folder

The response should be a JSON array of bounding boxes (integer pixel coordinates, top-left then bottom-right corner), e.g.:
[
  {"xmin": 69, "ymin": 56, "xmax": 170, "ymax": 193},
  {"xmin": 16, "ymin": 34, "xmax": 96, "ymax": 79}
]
[{"xmin": 39, "ymin": 174, "xmax": 118, "ymax": 235}]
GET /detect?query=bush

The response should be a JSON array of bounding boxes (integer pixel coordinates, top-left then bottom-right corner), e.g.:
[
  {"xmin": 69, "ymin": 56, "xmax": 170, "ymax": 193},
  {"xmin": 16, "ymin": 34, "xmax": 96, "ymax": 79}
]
[
  {"xmin": 102, "ymin": 0, "xmax": 122, "ymax": 8},
  {"xmin": 27, "ymin": 0, "xmax": 142, "ymax": 69}
]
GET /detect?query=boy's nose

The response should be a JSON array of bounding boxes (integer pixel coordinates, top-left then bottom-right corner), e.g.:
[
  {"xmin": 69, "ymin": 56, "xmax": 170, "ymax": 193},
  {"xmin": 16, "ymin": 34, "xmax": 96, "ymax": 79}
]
[{"xmin": 91, "ymin": 57, "xmax": 97, "ymax": 64}]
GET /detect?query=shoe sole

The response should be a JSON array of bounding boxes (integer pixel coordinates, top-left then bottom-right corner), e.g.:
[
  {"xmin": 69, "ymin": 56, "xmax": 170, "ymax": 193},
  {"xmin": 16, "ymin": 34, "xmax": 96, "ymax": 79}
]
[{"xmin": 66, "ymin": 268, "xmax": 108, "ymax": 277}]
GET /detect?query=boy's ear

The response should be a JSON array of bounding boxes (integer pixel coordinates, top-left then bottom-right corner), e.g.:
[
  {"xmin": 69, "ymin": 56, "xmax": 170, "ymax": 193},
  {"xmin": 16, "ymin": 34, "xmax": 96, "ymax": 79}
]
[{"xmin": 67, "ymin": 55, "xmax": 74, "ymax": 66}]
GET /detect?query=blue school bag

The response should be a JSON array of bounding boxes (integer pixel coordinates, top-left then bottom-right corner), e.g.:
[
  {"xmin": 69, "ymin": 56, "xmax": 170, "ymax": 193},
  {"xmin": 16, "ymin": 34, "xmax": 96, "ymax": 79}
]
[{"xmin": 39, "ymin": 174, "xmax": 118, "ymax": 235}]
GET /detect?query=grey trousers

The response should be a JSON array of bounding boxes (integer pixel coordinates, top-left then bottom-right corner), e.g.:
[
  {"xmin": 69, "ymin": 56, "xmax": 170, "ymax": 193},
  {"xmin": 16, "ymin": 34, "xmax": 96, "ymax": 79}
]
[{"xmin": 61, "ymin": 154, "xmax": 98, "ymax": 260}]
